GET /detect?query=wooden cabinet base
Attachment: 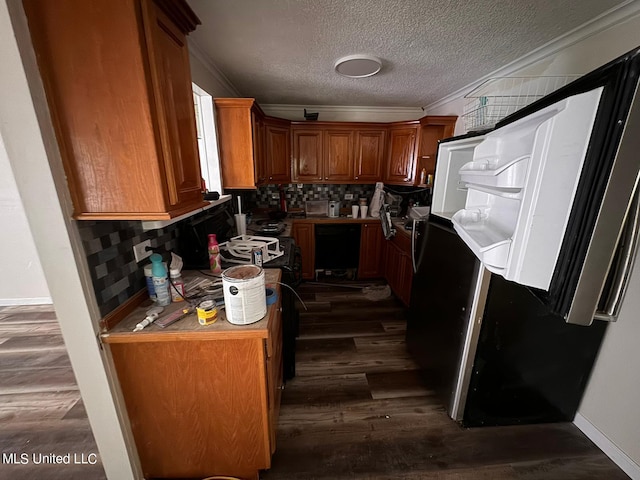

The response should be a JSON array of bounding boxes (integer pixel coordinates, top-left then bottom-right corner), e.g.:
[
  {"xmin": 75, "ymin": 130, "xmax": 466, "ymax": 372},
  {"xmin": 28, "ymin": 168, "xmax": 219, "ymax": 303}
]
[{"xmin": 110, "ymin": 338, "xmax": 270, "ymax": 479}]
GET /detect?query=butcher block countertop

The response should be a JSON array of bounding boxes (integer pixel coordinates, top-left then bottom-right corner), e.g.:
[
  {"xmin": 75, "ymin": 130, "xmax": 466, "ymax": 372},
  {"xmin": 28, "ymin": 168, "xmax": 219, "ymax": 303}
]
[{"xmin": 101, "ymin": 269, "xmax": 281, "ymax": 344}]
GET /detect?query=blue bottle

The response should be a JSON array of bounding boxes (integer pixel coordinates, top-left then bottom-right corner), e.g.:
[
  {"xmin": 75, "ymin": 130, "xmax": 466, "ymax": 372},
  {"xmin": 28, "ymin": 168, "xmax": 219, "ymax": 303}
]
[{"xmin": 150, "ymin": 253, "xmax": 170, "ymax": 306}]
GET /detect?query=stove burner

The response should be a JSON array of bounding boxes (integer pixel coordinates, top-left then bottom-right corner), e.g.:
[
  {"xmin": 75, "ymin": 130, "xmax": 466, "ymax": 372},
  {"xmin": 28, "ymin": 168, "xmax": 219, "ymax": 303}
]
[{"xmin": 255, "ymin": 222, "xmax": 285, "ymax": 236}]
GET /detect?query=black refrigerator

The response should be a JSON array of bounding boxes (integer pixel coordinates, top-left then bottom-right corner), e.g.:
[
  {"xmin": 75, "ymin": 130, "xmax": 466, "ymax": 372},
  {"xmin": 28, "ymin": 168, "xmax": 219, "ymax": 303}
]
[{"xmin": 406, "ymin": 47, "xmax": 640, "ymax": 427}]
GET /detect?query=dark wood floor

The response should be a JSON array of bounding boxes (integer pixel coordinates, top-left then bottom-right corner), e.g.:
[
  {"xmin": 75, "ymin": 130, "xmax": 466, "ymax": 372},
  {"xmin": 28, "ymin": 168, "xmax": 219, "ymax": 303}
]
[
  {"xmin": 0, "ymin": 289, "xmax": 629, "ymax": 480},
  {"xmin": 262, "ymin": 281, "xmax": 629, "ymax": 480},
  {"xmin": 0, "ymin": 305, "xmax": 106, "ymax": 480}
]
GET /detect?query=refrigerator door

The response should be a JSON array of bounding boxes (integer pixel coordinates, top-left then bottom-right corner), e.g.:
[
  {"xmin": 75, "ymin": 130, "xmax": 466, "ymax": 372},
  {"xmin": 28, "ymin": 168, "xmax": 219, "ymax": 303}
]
[
  {"xmin": 444, "ymin": 48, "xmax": 640, "ymax": 325},
  {"xmin": 451, "ymin": 87, "xmax": 604, "ymax": 290},
  {"xmin": 406, "ymin": 217, "xmax": 482, "ymax": 417}
]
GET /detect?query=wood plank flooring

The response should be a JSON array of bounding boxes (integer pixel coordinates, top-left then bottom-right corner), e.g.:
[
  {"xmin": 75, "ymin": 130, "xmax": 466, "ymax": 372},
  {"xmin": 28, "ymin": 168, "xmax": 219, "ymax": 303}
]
[
  {"xmin": 0, "ymin": 305, "xmax": 106, "ymax": 480},
  {"xmin": 261, "ymin": 282, "xmax": 629, "ymax": 480},
  {"xmin": 0, "ymin": 289, "xmax": 630, "ymax": 480}
]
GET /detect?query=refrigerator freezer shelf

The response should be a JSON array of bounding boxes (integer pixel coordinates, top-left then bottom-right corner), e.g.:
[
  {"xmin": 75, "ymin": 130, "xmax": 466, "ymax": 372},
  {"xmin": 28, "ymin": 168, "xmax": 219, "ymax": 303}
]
[
  {"xmin": 452, "ymin": 209, "xmax": 512, "ymax": 269},
  {"xmin": 459, "ymin": 154, "xmax": 529, "ymax": 190}
]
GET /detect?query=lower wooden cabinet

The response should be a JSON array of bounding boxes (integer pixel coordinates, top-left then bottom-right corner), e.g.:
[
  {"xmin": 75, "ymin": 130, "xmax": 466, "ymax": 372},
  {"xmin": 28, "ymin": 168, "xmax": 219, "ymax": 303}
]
[
  {"xmin": 104, "ymin": 278, "xmax": 283, "ymax": 480},
  {"xmin": 292, "ymin": 222, "xmax": 315, "ymax": 279},
  {"xmin": 358, "ymin": 222, "xmax": 384, "ymax": 278},
  {"xmin": 384, "ymin": 233, "xmax": 413, "ymax": 306}
]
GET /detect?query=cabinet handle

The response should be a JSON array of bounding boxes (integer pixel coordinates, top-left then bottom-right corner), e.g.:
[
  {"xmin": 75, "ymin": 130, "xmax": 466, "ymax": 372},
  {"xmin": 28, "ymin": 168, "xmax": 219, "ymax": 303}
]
[
  {"xmin": 325, "ymin": 177, "xmax": 328, "ymax": 180},
  {"xmin": 355, "ymin": 176, "xmax": 359, "ymax": 179},
  {"xmin": 319, "ymin": 177, "xmax": 322, "ymax": 180},
  {"xmin": 421, "ymin": 155, "xmax": 431, "ymax": 159},
  {"xmin": 404, "ymin": 177, "xmax": 410, "ymax": 182},
  {"xmin": 269, "ymin": 176, "xmax": 273, "ymax": 180}
]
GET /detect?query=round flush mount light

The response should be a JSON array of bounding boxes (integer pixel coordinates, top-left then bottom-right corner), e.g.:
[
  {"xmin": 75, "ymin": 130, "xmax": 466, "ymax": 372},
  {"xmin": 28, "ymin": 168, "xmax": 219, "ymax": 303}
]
[{"xmin": 334, "ymin": 54, "xmax": 382, "ymax": 78}]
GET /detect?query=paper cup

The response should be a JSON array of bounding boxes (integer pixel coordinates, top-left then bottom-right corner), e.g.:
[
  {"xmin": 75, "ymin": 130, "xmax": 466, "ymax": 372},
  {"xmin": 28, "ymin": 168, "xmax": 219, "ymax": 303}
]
[
  {"xmin": 360, "ymin": 205, "xmax": 368, "ymax": 218},
  {"xmin": 351, "ymin": 205, "xmax": 359, "ymax": 218},
  {"xmin": 234, "ymin": 213, "xmax": 247, "ymax": 235}
]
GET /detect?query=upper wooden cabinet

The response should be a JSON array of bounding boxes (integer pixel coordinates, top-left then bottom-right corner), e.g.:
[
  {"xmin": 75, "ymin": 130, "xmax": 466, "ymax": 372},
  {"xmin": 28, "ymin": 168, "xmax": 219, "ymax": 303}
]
[
  {"xmin": 384, "ymin": 124, "xmax": 419, "ymax": 185},
  {"xmin": 292, "ymin": 123, "xmax": 386, "ymax": 184},
  {"xmin": 292, "ymin": 128, "xmax": 324, "ymax": 183},
  {"xmin": 215, "ymin": 99, "xmax": 292, "ymax": 187},
  {"xmin": 214, "ymin": 98, "xmax": 263, "ymax": 189},
  {"xmin": 264, "ymin": 118, "xmax": 291, "ymax": 184},
  {"xmin": 324, "ymin": 129, "xmax": 354, "ymax": 182},
  {"xmin": 354, "ymin": 129, "xmax": 386, "ymax": 182},
  {"xmin": 416, "ymin": 116, "xmax": 457, "ymax": 184},
  {"xmin": 24, "ymin": 0, "xmax": 206, "ymax": 220}
]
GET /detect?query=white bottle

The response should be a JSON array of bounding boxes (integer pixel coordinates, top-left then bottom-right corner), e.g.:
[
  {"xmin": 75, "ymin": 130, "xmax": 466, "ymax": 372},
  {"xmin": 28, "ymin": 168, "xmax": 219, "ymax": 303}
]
[{"xmin": 170, "ymin": 268, "xmax": 185, "ymax": 302}]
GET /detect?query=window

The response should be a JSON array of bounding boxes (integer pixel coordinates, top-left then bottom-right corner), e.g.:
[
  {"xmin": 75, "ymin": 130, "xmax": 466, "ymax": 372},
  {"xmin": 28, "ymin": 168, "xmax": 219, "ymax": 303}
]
[{"xmin": 193, "ymin": 83, "xmax": 222, "ymax": 194}]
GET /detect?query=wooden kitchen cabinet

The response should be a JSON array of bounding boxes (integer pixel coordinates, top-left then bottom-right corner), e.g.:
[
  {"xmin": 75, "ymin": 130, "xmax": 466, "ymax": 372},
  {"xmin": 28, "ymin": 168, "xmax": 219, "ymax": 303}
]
[
  {"xmin": 292, "ymin": 123, "xmax": 387, "ymax": 184},
  {"xmin": 416, "ymin": 116, "xmax": 457, "ymax": 184},
  {"xmin": 384, "ymin": 124, "xmax": 419, "ymax": 185},
  {"xmin": 324, "ymin": 129, "xmax": 355, "ymax": 182},
  {"xmin": 103, "ymin": 271, "xmax": 283, "ymax": 480},
  {"xmin": 214, "ymin": 98, "xmax": 265, "ymax": 188},
  {"xmin": 24, "ymin": 0, "xmax": 206, "ymax": 220},
  {"xmin": 292, "ymin": 128, "xmax": 324, "ymax": 182},
  {"xmin": 354, "ymin": 129, "xmax": 386, "ymax": 182},
  {"xmin": 215, "ymin": 100, "xmax": 292, "ymax": 187},
  {"xmin": 358, "ymin": 222, "xmax": 384, "ymax": 278},
  {"xmin": 384, "ymin": 233, "xmax": 413, "ymax": 306},
  {"xmin": 264, "ymin": 118, "xmax": 292, "ymax": 183},
  {"xmin": 292, "ymin": 222, "xmax": 315, "ymax": 279}
]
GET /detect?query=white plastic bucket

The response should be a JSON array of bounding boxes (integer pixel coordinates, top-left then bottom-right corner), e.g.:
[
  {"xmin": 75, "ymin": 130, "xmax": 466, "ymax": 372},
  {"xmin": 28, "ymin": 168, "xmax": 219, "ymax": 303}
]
[{"xmin": 222, "ymin": 265, "xmax": 267, "ymax": 325}]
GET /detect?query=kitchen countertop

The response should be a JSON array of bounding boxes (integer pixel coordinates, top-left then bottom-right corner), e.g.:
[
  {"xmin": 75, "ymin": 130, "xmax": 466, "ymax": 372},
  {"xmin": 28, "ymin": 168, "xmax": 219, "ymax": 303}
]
[{"xmin": 101, "ymin": 269, "xmax": 281, "ymax": 343}]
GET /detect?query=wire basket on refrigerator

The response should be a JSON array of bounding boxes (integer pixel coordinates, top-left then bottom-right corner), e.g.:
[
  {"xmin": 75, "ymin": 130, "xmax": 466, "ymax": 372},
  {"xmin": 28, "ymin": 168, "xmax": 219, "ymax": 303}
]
[{"xmin": 462, "ymin": 76, "xmax": 581, "ymax": 132}]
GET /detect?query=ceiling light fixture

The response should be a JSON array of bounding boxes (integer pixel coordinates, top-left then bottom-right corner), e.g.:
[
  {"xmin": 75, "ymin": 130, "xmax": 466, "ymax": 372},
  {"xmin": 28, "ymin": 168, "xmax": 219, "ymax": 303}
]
[{"xmin": 334, "ymin": 54, "xmax": 382, "ymax": 78}]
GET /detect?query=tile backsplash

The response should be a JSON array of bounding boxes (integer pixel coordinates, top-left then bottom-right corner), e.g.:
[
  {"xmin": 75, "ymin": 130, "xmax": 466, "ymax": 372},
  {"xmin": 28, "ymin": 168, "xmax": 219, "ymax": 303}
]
[
  {"xmin": 249, "ymin": 184, "xmax": 376, "ymax": 210},
  {"xmin": 78, "ymin": 203, "xmax": 232, "ymax": 318}
]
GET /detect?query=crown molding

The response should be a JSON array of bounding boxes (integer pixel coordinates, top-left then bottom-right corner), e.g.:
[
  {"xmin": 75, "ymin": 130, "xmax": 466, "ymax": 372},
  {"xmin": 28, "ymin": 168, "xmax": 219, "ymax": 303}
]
[
  {"xmin": 424, "ymin": 0, "xmax": 640, "ymax": 112},
  {"xmin": 188, "ymin": 38, "xmax": 242, "ymax": 98},
  {"xmin": 260, "ymin": 104, "xmax": 424, "ymax": 122}
]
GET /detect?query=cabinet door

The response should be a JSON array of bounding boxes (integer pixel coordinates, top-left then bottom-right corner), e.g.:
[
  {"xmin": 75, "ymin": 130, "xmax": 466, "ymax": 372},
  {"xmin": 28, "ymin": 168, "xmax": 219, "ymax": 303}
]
[
  {"xmin": 110, "ymin": 338, "xmax": 269, "ymax": 478},
  {"xmin": 354, "ymin": 129, "xmax": 385, "ymax": 182},
  {"xmin": 265, "ymin": 124, "xmax": 291, "ymax": 183},
  {"xmin": 292, "ymin": 129, "xmax": 323, "ymax": 182},
  {"xmin": 358, "ymin": 222, "xmax": 383, "ymax": 278},
  {"xmin": 416, "ymin": 116, "xmax": 457, "ymax": 185},
  {"xmin": 292, "ymin": 223, "xmax": 315, "ymax": 279},
  {"xmin": 324, "ymin": 130, "xmax": 354, "ymax": 182},
  {"xmin": 254, "ymin": 113, "xmax": 267, "ymax": 185},
  {"xmin": 214, "ymin": 99, "xmax": 259, "ymax": 189},
  {"xmin": 384, "ymin": 126, "xmax": 418, "ymax": 185},
  {"xmin": 145, "ymin": 2, "xmax": 203, "ymax": 209}
]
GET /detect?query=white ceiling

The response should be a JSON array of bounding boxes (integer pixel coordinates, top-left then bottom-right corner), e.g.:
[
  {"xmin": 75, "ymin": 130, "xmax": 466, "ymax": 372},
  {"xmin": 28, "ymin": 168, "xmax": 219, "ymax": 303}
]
[{"xmin": 187, "ymin": 0, "xmax": 629, "ymax": 108}]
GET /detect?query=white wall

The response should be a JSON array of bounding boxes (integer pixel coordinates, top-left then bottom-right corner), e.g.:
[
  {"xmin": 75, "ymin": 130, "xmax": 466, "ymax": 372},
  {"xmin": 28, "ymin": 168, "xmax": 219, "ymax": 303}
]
[
  {"xmin": 425, "ymin": 9, "xmax": 640, "ymax": 137},
  {"xmin": 0, "ymin": 135, "xmax": 50, "ymax": 304},
  {"xmin": 577, "ymin": 246, "xmax": 640, "ymax": 478},
  {"xmin": 426, "ymin": 9, "xmax": 640, "ymax": 475},
  {"xmin": 189, "ymin": 41, "xmax": 240, "ymax": 98}
]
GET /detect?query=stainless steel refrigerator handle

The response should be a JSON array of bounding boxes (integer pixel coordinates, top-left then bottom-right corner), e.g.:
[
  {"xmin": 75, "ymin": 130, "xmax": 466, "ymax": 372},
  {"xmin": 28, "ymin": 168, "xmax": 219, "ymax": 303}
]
[
  {"xmin": 594, "ymin": 185, "xmax": 640, "ymax": 321},
  {"xmin": 412, "ymin": 219, "xmax": 418, "ymax": 274}
]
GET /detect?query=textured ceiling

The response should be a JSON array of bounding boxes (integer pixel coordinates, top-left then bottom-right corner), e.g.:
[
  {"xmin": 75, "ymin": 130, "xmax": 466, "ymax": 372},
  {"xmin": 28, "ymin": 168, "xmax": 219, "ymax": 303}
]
[{"xmin": 187, "ymin": 0, "xmax": 628, "ymax": 107}]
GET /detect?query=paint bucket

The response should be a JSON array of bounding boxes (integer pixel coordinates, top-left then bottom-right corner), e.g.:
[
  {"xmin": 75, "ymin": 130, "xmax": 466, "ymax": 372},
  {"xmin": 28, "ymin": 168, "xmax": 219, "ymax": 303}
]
[
  {"xmin": 196, "ymin": 297, "xmax": 218, "ymax": 326},
  {"xmin": 222, "ymin": 265, "xmax": 267, "ymax": 325}
]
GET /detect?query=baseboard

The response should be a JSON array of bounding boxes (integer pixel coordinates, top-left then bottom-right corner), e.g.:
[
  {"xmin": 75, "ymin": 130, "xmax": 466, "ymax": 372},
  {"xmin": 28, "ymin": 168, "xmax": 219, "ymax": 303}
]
[
  {"xmin": 0, "ymin": 297, "xmax": 53, "ymax": 306},
  {"xmin": 574, "ymin": 413, "xmax": 640, "ymax": 480}
]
